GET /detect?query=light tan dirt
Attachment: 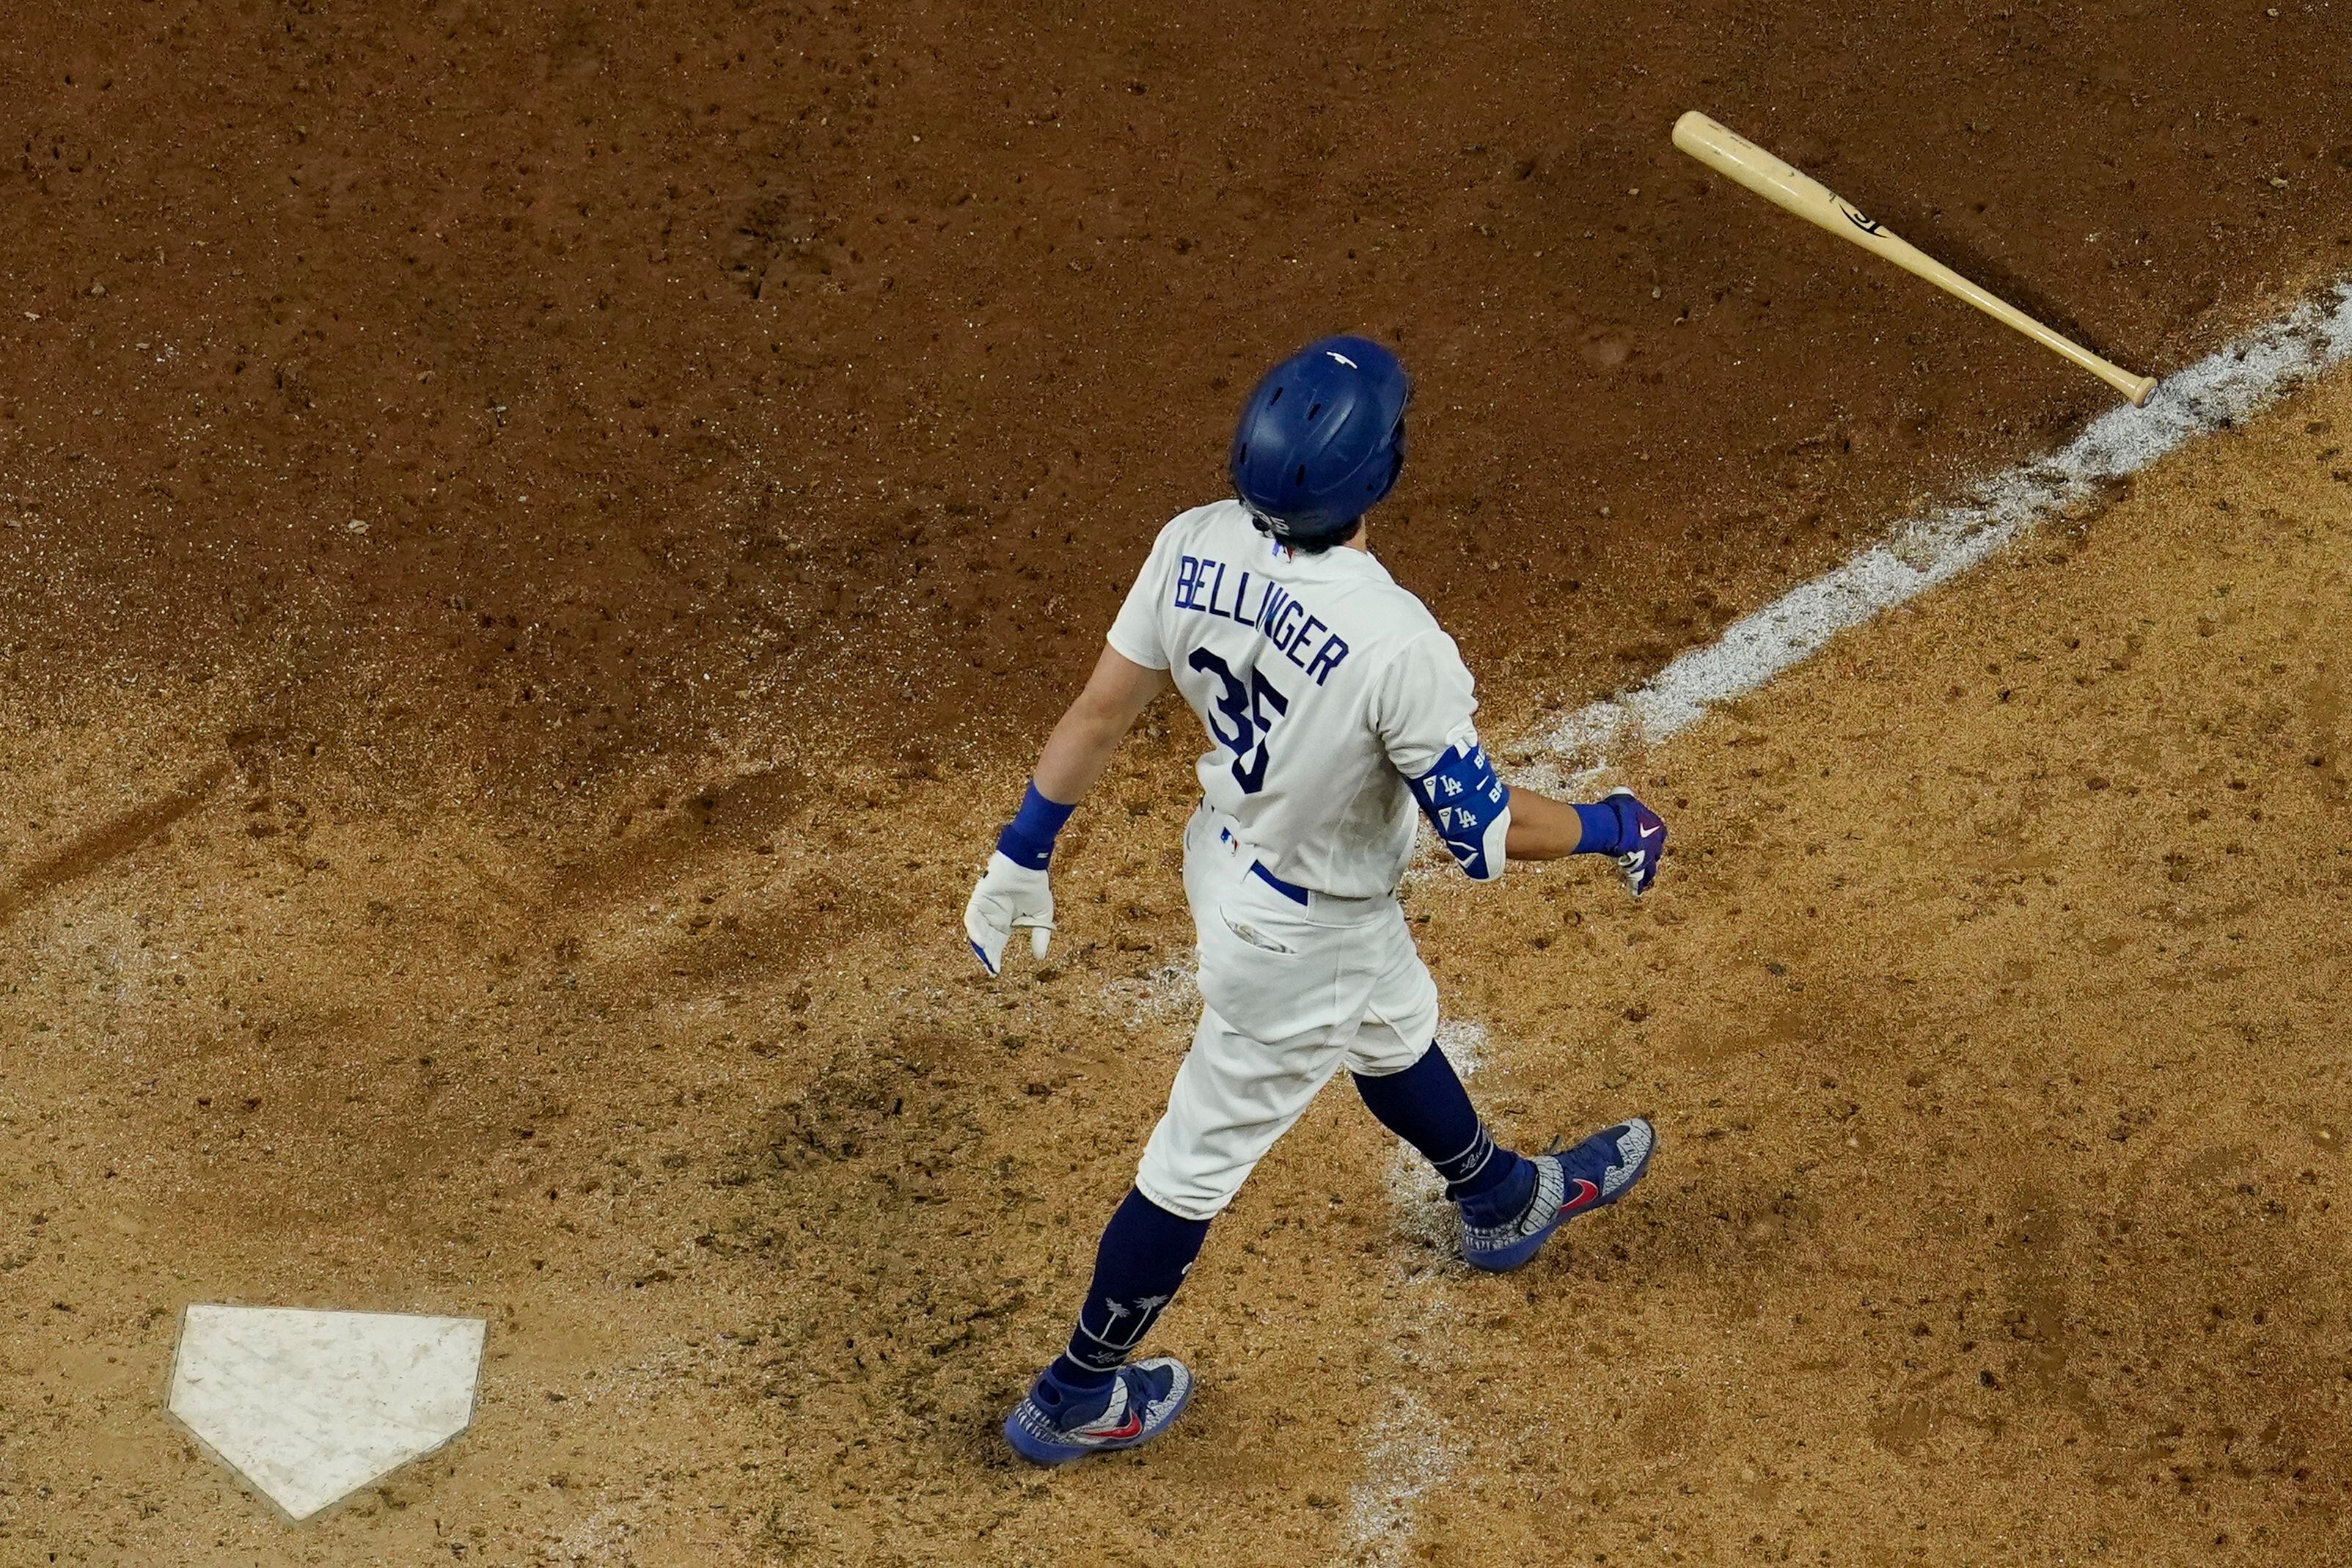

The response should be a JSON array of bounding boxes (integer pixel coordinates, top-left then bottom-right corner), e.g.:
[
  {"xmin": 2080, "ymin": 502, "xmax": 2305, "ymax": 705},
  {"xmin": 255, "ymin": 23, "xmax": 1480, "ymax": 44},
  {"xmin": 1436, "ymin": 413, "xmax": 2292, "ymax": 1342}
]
[
  {"xmin": 1387, "ymin": 368, "xmax": 2352, "ymax": 1566},
  {"xmin": 5, "ymin": 366, "xmax": 2350, "ymax": 1563}
]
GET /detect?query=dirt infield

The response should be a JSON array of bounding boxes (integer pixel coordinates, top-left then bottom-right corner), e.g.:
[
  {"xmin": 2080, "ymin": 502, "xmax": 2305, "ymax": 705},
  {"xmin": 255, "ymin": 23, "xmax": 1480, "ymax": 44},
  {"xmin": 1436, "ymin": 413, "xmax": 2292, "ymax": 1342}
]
[
  {"xmin": 4, "ymin": 3, "xmax": 2352, "ymax": 774},
  {"xmin": 6, "ymin": 2, "xmax": 2352, "ymax": 1564},
  {"xmin": 5, "ymin": 359, "xmax": 2349, "ymax": 1568}
]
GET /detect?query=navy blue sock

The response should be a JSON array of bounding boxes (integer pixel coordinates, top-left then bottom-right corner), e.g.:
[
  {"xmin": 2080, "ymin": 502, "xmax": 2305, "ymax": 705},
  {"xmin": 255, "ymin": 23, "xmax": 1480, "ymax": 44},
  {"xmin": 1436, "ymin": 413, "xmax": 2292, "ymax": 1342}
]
[
  {"xmin": 1353, "ymin": 1044, "xmax": 1536, "ymax": 1226},
  {"xmin": 1050, "ymin": 1187, "xmax": 1211, "ymax": 1391}
]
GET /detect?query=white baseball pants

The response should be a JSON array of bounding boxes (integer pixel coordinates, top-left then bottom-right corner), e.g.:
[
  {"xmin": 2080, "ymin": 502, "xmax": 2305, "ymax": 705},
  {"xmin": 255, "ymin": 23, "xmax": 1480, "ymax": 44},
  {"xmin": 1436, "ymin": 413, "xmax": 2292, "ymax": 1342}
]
[{"xmin": 1135, "ymin": 805, "xmax": 1440, "ymax": 1221}]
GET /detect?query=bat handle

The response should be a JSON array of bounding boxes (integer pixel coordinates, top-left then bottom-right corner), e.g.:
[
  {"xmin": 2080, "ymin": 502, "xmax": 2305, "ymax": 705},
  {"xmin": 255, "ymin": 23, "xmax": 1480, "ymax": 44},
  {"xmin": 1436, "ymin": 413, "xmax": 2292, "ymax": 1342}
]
[{"xmin": 2078, "ymin": 356, "xmax": 2157, "ymax": 407}]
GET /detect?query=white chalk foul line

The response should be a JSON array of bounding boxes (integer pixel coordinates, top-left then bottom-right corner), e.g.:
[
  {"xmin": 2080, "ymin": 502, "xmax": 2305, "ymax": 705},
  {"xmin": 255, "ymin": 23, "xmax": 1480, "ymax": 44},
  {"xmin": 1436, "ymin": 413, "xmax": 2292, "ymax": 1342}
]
[
  {"xmin": 1545, "ymin": 282, "xmax": 2352, "ymax": 766},
  {"xmin": 1355, "ymin": 279, "xmax": 2352, "ymax": 1556},
  {"xmin": 1345, "ymin": 1020, "xmax": 1487, "ymax": 1566},
  {"xmin": 1342, "ymin": 1393, "xmax": 1463, "ymax": 1566}
]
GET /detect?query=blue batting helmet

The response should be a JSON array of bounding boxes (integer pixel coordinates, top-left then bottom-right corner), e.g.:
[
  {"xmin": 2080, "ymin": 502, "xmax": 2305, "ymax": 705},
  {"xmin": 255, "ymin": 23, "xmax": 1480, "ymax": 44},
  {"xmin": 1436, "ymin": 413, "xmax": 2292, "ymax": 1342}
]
[{"xmin": 1228, "ymin": 335, "xmax": 1410, "ymax": 546}]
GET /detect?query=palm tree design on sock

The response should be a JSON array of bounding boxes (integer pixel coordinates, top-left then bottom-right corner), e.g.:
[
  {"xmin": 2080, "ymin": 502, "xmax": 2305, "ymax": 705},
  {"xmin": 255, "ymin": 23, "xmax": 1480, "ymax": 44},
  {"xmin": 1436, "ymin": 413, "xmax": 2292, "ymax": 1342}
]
[{"xmin": 1088, "ymin": 1292, "xmax": 1175, "ymax": 1357}]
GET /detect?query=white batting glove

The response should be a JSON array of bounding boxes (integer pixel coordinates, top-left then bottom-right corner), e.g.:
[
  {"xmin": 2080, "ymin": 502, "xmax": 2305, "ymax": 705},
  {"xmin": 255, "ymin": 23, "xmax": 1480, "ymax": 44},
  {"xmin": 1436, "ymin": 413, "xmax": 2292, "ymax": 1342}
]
[{"xmin": 963, "ymin": 851, "xmax": 1054, "ymax": 976}]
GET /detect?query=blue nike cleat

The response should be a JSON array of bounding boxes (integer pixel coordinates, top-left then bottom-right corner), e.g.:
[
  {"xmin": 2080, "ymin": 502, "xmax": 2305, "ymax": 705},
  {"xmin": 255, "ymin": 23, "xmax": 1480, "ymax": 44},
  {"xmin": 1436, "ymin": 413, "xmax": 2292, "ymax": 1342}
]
[
  {"xmin": 1003, "ymin": 1357, "xmax": 1194, "ymax": 1466},
  {"xmin": 1461, "ymin": 1118, "xmax": 1655, "ymax": 1272}
]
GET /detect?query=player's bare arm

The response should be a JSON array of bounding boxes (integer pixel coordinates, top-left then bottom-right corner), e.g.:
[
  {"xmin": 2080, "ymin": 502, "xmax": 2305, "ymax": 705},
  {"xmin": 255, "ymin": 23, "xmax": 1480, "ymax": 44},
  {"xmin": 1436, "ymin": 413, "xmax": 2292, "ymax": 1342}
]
[
  {"xmin": 1031, "ymin": 648, "xmax": 1169, "ymax": 805},
  {"xmin": 962, "ymin": 648, "xmax": 1168, "ymax": 975},
  {"xmin": 1501, "ymin": 785, "xmax": 1585, "ymax": 859}
]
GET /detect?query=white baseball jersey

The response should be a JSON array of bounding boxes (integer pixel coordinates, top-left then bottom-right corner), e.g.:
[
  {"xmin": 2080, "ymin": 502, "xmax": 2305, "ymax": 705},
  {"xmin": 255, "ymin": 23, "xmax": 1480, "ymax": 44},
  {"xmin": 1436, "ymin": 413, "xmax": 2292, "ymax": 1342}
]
[{"xmin": 1107, "ymin": 500, "xmax": 1497, "ymax": 898}]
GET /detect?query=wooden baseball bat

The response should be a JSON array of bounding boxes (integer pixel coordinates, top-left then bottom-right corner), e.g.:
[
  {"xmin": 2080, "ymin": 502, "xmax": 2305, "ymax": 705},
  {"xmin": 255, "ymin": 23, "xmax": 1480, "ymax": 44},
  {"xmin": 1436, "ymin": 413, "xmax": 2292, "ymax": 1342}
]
[{"xmin": 1672, "ymin": 110, "xmax": 2157, "ymax": 407}]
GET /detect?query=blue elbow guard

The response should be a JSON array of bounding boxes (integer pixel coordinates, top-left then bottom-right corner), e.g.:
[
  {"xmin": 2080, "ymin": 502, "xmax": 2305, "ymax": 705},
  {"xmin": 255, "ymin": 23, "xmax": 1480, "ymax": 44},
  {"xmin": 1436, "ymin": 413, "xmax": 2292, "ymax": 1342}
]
[{"xmin": 1408, "ymin": 741, "xmax": 1511, "ymax": 880}]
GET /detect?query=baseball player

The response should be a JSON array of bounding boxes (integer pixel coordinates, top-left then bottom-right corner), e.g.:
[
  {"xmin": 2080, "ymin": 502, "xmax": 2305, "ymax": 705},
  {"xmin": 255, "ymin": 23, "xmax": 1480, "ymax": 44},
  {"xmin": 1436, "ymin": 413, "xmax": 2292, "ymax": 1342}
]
[{"xmin": 964, "ymin": 336, "xmax": 1665, "ymax": 1465}]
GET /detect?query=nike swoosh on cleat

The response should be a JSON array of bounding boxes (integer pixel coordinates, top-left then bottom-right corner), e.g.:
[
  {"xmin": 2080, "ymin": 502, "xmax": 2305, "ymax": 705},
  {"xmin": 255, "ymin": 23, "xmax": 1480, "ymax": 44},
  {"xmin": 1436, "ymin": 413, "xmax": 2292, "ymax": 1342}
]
[
  {"xmin": 1638, "ymin": 823, "xmax": 1660, "ymax": 839},
  {"xmin": 1561, "ymin": 1178, "xmax": 1601, "ymax": 1212},
  {"xmin": 1093, "ymin": 1410, "xmax": 1144, "ymax": 1442}
]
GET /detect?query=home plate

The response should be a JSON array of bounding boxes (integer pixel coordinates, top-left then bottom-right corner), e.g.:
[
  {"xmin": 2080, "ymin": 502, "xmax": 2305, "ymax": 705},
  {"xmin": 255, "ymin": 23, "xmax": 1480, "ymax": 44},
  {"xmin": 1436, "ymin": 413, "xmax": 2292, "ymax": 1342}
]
[{"xmin": 166, "ymin": 1305, "xmax": 487, "ymax": 1521}]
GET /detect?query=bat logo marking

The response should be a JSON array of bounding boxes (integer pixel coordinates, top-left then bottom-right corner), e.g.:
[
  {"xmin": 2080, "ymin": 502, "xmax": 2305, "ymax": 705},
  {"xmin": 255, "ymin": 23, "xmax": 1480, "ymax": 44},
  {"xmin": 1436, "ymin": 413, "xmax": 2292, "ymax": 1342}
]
[{"xmin": 1839, "ymin": 202, "xmax": 1885, "ymax": 236}]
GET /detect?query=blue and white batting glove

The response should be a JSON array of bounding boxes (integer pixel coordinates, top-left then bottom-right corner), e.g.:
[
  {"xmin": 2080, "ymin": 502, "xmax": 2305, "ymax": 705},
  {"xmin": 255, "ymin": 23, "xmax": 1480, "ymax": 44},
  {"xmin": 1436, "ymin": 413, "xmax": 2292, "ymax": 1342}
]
[
  {"xmin": 964, "ymin": 853, "xmax": 1054, "ymax": 975},
  {"xmin": 1572, "ymin": 787, "xmax": 1668, "ymax": 895},
  {"xmin": 964, "ymin": 781, "xmax": 1072, "ymax": 975}
]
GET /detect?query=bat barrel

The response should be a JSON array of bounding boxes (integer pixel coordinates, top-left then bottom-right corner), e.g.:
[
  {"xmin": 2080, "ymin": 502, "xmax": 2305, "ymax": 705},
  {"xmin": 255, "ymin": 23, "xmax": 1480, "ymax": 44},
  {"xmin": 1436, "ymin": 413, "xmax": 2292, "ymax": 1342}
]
[{"xmin": 1672, "ymin": 111, "xmax": 1844, "ymax": 233}]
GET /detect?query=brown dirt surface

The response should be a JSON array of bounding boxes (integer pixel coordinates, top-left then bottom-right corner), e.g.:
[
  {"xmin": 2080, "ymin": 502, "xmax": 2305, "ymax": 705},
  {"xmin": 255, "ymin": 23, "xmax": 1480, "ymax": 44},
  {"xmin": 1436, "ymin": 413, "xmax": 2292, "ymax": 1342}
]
[
  {"xmin": 4, "ymin": 2, "xmax": 2351, "ymax": 781},
  {"xmin": 6, "ymin": 2, "xmax": 2352, "ymax": 1564},
  {"xmin": 8, "ymin": 345, "xmax": 2352, "ymax": 1568}
]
